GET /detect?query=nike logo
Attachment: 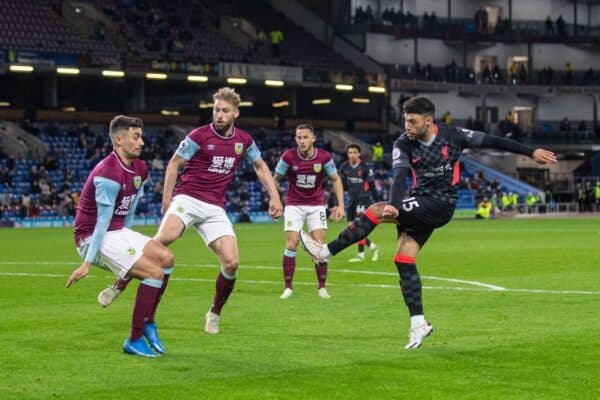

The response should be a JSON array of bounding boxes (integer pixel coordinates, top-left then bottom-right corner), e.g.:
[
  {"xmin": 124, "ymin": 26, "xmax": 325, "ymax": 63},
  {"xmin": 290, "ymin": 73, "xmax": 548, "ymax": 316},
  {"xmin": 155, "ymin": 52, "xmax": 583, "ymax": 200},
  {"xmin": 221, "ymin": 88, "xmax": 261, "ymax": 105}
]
[{"xmin": 412, "ymin": 156, "xmax": 422, "ymax": 163}]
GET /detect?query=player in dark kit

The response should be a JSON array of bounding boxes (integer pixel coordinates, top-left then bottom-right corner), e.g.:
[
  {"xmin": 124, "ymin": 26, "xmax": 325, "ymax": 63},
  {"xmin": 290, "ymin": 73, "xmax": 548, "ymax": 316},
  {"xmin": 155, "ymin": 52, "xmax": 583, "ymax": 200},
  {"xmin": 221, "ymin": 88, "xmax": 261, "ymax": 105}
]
[
  {"xmin": 300, "ymin": 96, "xmax": 557, "ymax": 349},
  {"xmin": 338, "ymin": 144, "xmax": 379, "ymax": 262}
]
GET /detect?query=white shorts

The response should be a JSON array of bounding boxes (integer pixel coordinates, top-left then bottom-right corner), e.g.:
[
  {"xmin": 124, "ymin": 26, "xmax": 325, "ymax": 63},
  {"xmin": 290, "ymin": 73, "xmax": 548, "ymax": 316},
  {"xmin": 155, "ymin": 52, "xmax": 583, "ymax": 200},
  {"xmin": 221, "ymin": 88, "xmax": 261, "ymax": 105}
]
[
  {"xmin": 283, "ymin": 205, "xmax": 328, "ymax": 232},
  {"xmin": 163, "ymin": 194, "xmax": 235, "ymax": 245},
  {"xmin": 77, "ymin": 228, "xmax": 151, "ymax": 278}
]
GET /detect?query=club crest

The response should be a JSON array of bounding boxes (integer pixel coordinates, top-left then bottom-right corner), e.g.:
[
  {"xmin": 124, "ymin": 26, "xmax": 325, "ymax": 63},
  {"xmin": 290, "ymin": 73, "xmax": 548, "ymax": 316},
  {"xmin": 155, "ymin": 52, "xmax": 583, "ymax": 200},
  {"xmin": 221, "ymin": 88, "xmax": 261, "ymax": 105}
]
[
  {"xmin": 313, "ymin": 163, "xmax": 322, "ymax": 173},
  {"xmin": 235, "ymin": 143, "xmax": 244, "ymax": 155},
  {"xmin": 134, "ymin": 176, "xmax": 142, "ymax": 189}
]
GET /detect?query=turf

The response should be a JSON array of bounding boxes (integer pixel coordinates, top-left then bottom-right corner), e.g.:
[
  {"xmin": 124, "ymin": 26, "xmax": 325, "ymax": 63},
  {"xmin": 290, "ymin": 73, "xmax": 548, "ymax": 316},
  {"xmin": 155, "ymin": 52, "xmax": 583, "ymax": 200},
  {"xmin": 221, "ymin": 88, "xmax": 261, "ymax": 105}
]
[{"xmin": 1, "ymin": 218, "xmax": 599, "ymax": 399}]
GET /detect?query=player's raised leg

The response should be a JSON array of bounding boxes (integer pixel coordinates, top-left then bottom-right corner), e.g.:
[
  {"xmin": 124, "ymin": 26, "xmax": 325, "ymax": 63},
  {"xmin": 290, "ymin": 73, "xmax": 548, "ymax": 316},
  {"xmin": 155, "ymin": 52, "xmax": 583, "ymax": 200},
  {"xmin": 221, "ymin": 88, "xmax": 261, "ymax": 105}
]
[{"xmin": 300, "ymin": 202, "xmax": 394, "ymax": 262}]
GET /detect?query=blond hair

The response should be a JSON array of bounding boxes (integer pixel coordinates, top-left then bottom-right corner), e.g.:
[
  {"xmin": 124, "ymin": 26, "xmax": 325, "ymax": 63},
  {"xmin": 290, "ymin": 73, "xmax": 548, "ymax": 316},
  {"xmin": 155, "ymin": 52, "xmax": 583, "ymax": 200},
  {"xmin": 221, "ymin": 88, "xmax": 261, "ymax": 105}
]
[{"xmin": 213, "ymin": 87, "xmax": 241, "ymax": 109}]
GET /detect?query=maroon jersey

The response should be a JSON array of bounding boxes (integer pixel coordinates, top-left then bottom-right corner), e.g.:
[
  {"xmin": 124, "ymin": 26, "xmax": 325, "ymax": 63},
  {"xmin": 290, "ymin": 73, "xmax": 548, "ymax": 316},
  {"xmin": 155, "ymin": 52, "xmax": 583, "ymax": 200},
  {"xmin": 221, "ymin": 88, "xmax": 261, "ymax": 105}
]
[
  {"xmin": 173, "ymin": 124, "xmax": 262, "ymax": 208},
  {"xmin": 275, "ymin": 148, "xmax": 337, "ymax": 206},
  {"xmin": 74, "ymin": 152, "xmax": 148, "ymax": 245}
]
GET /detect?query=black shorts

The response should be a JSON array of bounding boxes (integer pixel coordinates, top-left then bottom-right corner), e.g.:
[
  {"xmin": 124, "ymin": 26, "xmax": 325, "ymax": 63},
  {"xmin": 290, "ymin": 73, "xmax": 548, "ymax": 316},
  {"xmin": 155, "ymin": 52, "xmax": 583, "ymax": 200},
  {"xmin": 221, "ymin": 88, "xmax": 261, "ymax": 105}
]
[
  {"xmin": 347, "ymin": 198, "xmax": 372, "ymax": 221},
  {"xmin": 396, "ymin": 196, "xmax": 455, "ymax": 248}
]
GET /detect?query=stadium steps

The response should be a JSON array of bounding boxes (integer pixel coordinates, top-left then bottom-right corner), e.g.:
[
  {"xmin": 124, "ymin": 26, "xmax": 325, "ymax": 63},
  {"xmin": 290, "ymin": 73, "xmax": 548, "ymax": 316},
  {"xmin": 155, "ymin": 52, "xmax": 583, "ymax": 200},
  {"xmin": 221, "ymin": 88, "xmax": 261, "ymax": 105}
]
[{"xmin": 460, "ymin": 155, "xmax": 544, "ymax": 199}]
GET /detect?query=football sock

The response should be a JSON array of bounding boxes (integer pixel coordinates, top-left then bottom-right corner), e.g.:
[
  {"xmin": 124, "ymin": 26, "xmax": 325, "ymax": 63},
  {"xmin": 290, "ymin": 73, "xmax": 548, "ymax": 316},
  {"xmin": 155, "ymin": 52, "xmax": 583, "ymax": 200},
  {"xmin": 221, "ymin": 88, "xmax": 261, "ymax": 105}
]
[
  {"xmin": 327, "ymin": 210, "xmax": 380, "ymax": 255},
  {"xmin": 394, "ymin": 254, "xmax": 423, "ymax": 317},
  {"xmin": 147, "ymin": 267, "xmax": 172, "ymax": 324},
  {"xmin": 358, "ymin": 238, "xmax": 366, "ymax": 253},
  {"xmin": 114, "ymin": 276, "xmax": 132, "ymax": 291},
  {"xmin": 130, "ymin": 279, "xmax": 163, "ymax": 341},
  {"xmin": 369, "ymin": 241, "xmax": 377, "ymax": 251},
  {"xmin": 315, "ymin": 262, "xmax": 328, "ymax": 288},
  {"xmin": 210, "ymin": 267, "xmax": 236, "ymax": 315},
  {"xmin": 282, "ymin": 249, "xmax": 296, "ymax": 289}
]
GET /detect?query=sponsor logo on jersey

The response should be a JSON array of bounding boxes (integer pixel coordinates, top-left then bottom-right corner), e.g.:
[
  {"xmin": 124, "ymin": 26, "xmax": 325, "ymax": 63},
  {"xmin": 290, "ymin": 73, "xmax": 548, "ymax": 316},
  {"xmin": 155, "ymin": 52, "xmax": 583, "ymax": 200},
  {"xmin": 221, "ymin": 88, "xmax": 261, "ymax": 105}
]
[
  {"xmin": 235, "ymin": 143, "xmax": 244, "ymax": 154},
  {"xmin": 412, "ymin": 156, "xmax": 422, "ymax": 164},
  {"xmin": 313, "ymin": 163, "xmax": 322, "ymax": 173},
  {"xmin": 134, "ymin": 176, "xmax": 142, "ymax": 189},
  {"xmin": 441, "ymin": 145, "xmax": 449, "ymax": 160}
]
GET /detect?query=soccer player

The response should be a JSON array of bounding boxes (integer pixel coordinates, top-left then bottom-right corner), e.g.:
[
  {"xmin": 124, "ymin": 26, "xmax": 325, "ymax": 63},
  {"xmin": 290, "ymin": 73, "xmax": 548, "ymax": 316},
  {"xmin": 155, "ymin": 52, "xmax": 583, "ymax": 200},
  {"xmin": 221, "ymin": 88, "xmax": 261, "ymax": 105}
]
[
  {"xmin": 338, "ymin": 144, "xmax": 379, "ymax": 262},
  {"xmin": 299, "ymin": 96, "xmax": 557, "ymax": 349},
  {"xmin": 274, "ymin": 123, "xmax": 345, "ymax": 299},
  {"xmin": 66, "ymin": 115, "xmax": 174, "ymax": 358},
  {"xmin": 99, "ymin": 87, "xmax": 283, "ymax": 335}
]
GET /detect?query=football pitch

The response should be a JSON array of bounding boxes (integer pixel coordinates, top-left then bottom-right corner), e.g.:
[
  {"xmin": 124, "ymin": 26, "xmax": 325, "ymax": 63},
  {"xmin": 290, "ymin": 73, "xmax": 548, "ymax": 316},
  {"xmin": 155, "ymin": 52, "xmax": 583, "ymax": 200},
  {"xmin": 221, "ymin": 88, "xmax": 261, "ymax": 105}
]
[{"xmin": 1, "ymin": 218, "xmax": 599, "ymax": 399}]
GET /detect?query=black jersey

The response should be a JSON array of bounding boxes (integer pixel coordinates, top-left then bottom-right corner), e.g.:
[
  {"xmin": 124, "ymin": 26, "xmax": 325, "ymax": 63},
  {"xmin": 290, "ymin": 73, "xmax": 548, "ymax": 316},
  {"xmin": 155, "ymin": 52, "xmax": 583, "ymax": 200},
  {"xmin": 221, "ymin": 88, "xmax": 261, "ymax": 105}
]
[
  {"xmin": 392, "ymin": 123, "xmax": 486, "ymax": 205},
  {"xmin": 338, "ymin": 160, "xmax": 377, "ymax": 202}
]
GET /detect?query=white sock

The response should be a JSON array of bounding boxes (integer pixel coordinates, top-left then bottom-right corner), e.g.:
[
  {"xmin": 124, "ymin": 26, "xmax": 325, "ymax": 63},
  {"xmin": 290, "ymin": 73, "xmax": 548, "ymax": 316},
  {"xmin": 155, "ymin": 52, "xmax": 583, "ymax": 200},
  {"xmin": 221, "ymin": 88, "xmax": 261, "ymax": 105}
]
[
  {"xmin": 410, "ymin": 315, "xmax": 425, "ymax": 328},
  {"xmin": 369, "ymin": 242, "xmax": 377, "ymax": 251},
  {"xmin": 357, "ymin": 252, "xmax": 365, "ymax": 258},
  {"xmin": 322, "ymin": 244, "xmax": 332, "ymax": 258}
]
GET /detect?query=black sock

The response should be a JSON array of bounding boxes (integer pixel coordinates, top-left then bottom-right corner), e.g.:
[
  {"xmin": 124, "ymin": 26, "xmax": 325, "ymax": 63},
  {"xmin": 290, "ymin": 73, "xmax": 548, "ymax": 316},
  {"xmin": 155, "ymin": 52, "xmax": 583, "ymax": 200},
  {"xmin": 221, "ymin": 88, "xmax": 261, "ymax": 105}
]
[
  {"xmin": 328, "ymin": 210, "xmax": 380, "ymax": 255},
  {"xmin": 395, "ymin": 255, "xmax": 423, "ymax": 316}
]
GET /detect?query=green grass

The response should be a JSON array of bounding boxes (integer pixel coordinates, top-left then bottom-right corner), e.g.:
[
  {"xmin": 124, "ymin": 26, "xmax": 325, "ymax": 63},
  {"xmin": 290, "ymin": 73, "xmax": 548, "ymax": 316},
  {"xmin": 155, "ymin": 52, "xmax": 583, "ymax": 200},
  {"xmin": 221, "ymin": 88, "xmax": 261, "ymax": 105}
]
[{"xmin": 1, "ymin": 218, "xmax": 599, "ymax": 399}]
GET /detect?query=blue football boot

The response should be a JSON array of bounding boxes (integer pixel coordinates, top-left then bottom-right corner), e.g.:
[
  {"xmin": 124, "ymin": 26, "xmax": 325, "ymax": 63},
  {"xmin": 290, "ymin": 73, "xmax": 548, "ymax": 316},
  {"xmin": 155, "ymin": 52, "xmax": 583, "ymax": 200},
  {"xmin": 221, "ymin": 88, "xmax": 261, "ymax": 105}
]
[
  {"xmin": 122, "ymin": 337, "xmax": 159, "ymax": 357},
  {"xmin": 143, "ymin": 323, "xmax": 166, "ymax": 354}
]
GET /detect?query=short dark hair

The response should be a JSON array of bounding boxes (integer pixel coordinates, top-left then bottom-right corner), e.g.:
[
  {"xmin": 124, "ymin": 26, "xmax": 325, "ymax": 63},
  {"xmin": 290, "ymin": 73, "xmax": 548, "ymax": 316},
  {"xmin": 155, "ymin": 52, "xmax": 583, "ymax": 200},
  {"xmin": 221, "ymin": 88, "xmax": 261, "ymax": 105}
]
[
  {"xmin": 346, "ymin": 144, "xmax": 361, "ymax": 153},
  {"xmin": 109, "ymin": 115, "xmax": 143, "ymax": 137},
  {"xmin": 402, "ymin": 96, "xmax": 435, "ymax": 117},
  {"xmin": 296, "ymin": 123, "xmax": 315, "ymax": 133}
]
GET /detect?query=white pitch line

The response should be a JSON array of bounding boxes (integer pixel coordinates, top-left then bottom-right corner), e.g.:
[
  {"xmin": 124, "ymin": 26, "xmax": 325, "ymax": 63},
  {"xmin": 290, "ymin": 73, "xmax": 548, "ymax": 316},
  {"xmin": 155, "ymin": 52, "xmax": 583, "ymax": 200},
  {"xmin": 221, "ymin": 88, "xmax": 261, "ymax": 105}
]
[
  {"xmin": 0, "ymin": 261, "xmax": 506, "ymax": 290},
  {"xmin": 1, "ymin": 268, "xmax": 599, "ymax": 296}
]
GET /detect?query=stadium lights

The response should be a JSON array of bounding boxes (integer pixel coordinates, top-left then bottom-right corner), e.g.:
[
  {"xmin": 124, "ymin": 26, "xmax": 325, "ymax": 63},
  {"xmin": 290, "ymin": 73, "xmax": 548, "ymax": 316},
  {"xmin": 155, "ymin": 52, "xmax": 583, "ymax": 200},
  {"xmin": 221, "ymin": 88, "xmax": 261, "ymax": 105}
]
[
  {"xmin": 187, "ymin": 75, "xmax": 208, "ymax": 82},
  {"xmin": 312, "ymin": 98, "xmax": 331, "ymax": 105},
  {"xmin": 199, "ymin": 102, "xmax": 214, "ymax": 109},
  {"xmin": 335, "ymin": 84, "xmax": 354, "ymax": 91},
  {"xmin": 57, "ymin": 67, "xmax": 80, "ymax": 75},
  {"xmin": 227, "ymin": 77, "xmax": 247, "ymax": 85},
  {"xmin": 9, "ymin": 65, "xmax": 34, "ymax": 73},
  {"xmin": 62, "ymin": 107, "xmax": 76, "ymax": 112},
  {"xmin": 161, "ymin": 109, "xmax": 180, "ymax": 116},
  {"xmin": 265, "ymin": 79, "xmax": 284, "ymax": 87},
  {"xmin": 352, "ymin": 98, "xmax": 370, "ymax": 104},
  {"xmin": 239, "ymin": 101, "xmax": 253, "ymax": 107},
  {"xmin": 146, "ymin": 72, "xmax": 168, "ymax": 80},
  {"xmin": 102, "ymin": 70, "xmax": 125, "ymax": 78},
  {"xmin": 0, "ymin": 101, "xmax": 10, "ymax": 107},
  {"xmin": 368, "ymin": 86, "xmax": 386, "ymax": 93},
  {"xmin": 272, "ymin": 101, "xmax": 289, "ymax": 108}
]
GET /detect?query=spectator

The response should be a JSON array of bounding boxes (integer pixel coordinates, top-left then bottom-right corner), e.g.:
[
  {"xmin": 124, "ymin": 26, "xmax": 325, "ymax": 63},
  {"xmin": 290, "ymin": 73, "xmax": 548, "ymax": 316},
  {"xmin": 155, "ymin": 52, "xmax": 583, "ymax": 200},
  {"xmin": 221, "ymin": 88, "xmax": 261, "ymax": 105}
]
[
  {"xmin": 269, "ymin": 29, "xmax": 283, "ymax": 58},
  {"xmin": 442, "ymin": 111, "xmax": 453, "ymax": 125},
  {"xmin": 151, "ymin": 154, "xmax": 164, "ymax": 170},
  {"xmin": 560, "ymin": 117, "xmax": 572, "ymax": 132},
  {"xmin": 595, "ymin": 181, "xmax": 600, "ymax": 211},
  {"xmin": 518, "ymin": 64, "xmax": 528, "ymax": 84},
  {"xmin": 545, "ymin": 16, "xmax": 554, "ymax": 36},
  {"xmin": 475, "ymin": 196, "xmax": 492, "ymax": 219},
  {"xmin": 371, "ymin": 141, "xmax": 384, "ymax": 166},
  {"xmin": 564, "ymin": 62, "xmax": 573, "ymax": 85},
  {"xmin": 556, "ymin": 15, "xmax": 567, "ymax": 36}
]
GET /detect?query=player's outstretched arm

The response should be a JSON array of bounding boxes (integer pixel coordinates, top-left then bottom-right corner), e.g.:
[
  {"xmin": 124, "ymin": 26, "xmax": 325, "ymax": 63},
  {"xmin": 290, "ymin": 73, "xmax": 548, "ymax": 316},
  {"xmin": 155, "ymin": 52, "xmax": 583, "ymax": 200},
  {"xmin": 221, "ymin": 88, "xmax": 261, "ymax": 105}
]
[
  {"xmin": 161, "ymin": 154, "xmax": 186, "ymax": 215},
  {"xmin": 254, "ymin": 158, "xmax": 283, "ymax": 219},
  {"xmin": 65, "ymin": 261, "xmax": 91, "ymax": 288}
]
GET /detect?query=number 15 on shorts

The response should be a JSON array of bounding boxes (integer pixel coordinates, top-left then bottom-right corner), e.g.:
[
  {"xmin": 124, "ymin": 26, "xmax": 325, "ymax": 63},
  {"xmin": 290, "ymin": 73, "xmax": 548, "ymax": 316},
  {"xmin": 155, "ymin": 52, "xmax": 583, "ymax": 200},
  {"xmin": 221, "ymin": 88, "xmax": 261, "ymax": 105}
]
[{"xmin": 402, "ymin": 197, "xmax": 420, "ymax": 212}]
